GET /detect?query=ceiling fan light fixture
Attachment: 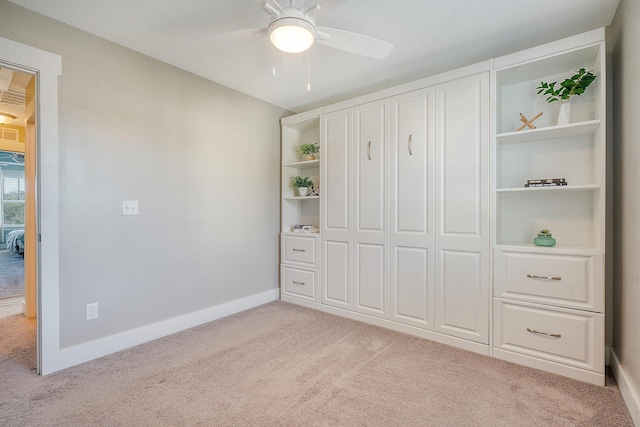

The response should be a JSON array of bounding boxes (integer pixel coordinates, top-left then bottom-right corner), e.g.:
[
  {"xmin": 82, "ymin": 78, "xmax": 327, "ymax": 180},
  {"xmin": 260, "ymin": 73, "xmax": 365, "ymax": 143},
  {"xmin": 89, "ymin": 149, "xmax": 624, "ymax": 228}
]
[
  {"xmin": 0, "ymin": 112, "xmax": 16, "ymax": 125},
  {"xmin": 269, "ymin": 17, "xmax": 315, "ymax": 54}
]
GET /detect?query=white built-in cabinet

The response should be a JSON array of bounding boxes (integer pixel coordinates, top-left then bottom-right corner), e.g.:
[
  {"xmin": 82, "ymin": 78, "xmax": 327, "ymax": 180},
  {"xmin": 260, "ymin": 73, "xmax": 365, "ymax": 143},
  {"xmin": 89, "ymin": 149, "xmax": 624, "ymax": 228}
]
[
  {"xmin": 353, "ymin": 99, "xmax": 390, "ymax": 318},
  {"xmin": 389, "ymin": 88, "xmax": 434, "ymax": 329},
  {"xmin": 321, "ymin": 108, "xmax": 351, "ymax": 310},
  {"xmin": 280, "ymin": 110, "xmax": 321, "ymax": 309},
  {"xmin": 317, "ymin": 70, "xmax": 490, "ymax": 350},
  {"xmin": 320, "ymin": 101, "xmax": 392, "ymax": 316},
  {"xmin": 281, "ymin": 28, "xmax": 607, "ymax": 386},
  {"xmin": 434, "ymin": 74, "xmax": 490, "ymax": 345},
  {"xmin": 491, "ymin": 29, "xmax": 606, "ymax": 385}
]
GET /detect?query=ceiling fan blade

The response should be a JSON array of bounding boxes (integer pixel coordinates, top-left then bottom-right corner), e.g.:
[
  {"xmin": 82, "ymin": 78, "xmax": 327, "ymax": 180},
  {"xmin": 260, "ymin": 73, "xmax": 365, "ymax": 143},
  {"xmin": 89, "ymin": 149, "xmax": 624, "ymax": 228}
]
[
  {"xmin": 316, "ymin": 27, "xmax": 393, "ymax": 59},
  {"xmin": 186, "ymin": 27, "xmax": 267, "ymax": 45},
  {"xmin": 300, "ymin": 0, "xmax": 346, "ymax": 19}
]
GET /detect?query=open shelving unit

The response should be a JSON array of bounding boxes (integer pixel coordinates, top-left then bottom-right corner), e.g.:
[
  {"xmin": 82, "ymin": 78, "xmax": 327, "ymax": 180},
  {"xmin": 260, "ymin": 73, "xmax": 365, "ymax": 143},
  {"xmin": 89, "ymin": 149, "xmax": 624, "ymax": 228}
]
[
  {"xmin": 281, "ymin": 110, "xmax": 321, "ymax": 233},
  {"xmin": 491, "ymin": 29, "xmax": 607, "ymax": 385},
  {"xmin": 494, "ymin": 42, "xmax": 605, "ymax": 250}
]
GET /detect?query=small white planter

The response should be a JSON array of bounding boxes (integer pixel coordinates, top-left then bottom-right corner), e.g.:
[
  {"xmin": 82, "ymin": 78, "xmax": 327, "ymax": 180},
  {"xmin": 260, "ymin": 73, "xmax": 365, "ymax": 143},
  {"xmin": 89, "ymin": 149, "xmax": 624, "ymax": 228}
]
[
  {"xmin": 298, "ymin": 187, "xmax": 309, "ymax": 197},
  {"xmin": 557, "ymin": 101, "xmax": 571, "ymax": 125}
]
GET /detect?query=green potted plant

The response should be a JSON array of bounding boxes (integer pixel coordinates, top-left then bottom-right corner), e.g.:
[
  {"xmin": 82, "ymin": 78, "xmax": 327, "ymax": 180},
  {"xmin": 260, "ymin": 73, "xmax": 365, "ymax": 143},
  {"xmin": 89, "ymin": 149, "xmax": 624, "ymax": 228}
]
[
  {"xmin": 296, "ymin": 142, "xmax": 320, "ymax": 161},
  {"xmin": 536, "ymin": 68, "xmax": 596, "ymax": 125},
  {"xmin": 291, "ymin": 175, "xmax": 315, "ymax": 197}
]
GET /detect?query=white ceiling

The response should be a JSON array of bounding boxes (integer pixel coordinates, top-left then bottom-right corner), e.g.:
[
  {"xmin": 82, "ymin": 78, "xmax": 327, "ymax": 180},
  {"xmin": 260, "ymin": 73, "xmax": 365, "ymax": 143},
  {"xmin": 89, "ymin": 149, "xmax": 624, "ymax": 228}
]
[{"xmin": 8, "ymin": 0, "xmax": 620, "ymax": 113}]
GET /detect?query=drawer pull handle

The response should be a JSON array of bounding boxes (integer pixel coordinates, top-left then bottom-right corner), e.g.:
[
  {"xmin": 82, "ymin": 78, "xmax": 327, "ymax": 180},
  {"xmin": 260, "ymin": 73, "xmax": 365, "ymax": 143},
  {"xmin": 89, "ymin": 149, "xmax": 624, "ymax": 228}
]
[
  {"xmin": 368, "ymin": 140, "xmax": 372, "ymax": 160},
  {"xmin": 292, "ymin": 281, "xmax": 305, "ymax": 285},
  {"xmin": 292, "ymin": 248, "xmax": 306, "ymax": 252},
  {"xmin": 527, "ymin": 274, "xmax": 561, "ymax": 281},
  {"xmin": 527, "ymin": 327, "xmax": 561, "ymax": 338},
  {"xmin": 408, "ymin": 134, "xmax": 413, "ymax": 156}
]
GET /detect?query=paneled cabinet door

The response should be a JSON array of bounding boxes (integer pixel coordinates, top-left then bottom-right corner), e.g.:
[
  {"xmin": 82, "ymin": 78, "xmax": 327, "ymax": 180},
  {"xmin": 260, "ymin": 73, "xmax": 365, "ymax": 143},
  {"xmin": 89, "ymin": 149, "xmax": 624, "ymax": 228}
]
[
  {"xmin": 353, "ymin": 99, "xmax": 389, "ymax": 318},
  {"xmin": 390, "ymin": 88, "xmax": 435, "ymax": 329},
  {"xmin": 321, "ymin": 108, "xmax": 352, "ymax": 309},
  {"xmin": 434, "ymin": 72, "xmax": 490, "ymax": 344}
]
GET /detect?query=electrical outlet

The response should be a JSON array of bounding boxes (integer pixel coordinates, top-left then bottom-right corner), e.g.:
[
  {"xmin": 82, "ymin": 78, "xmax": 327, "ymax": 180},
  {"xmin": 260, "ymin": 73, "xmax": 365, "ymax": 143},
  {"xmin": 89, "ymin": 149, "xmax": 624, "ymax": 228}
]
[
  {"xmin": 86, "ymin": 303, "xmax": 98, "ymax": 320},
  {"xmin": 121, "ymin": 200, "xmax": 139, "ymax": 215}
]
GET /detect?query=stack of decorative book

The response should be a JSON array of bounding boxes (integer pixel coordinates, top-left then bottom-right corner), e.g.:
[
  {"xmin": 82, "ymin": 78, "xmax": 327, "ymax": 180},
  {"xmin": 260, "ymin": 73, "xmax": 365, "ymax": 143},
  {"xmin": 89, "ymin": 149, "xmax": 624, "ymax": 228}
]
[{"xmin": 524, "ymin": 178, "xmax": 567, "ymax": 187}]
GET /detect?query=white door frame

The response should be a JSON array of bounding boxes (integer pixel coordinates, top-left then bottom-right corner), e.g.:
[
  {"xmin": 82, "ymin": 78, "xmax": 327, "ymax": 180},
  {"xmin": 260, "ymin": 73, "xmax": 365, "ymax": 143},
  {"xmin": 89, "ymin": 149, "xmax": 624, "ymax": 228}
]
[{"xmin": 0, "ymin": 35, "xmax": 61, "ymax": 375}]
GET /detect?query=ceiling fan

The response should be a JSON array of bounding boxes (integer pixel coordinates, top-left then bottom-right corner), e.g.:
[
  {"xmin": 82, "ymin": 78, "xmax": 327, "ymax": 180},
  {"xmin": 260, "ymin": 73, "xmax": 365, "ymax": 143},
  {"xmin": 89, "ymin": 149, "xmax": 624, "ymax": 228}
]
[{"xmin": 192, "ymin": 0, "xmax": 394, "ymax": 59}]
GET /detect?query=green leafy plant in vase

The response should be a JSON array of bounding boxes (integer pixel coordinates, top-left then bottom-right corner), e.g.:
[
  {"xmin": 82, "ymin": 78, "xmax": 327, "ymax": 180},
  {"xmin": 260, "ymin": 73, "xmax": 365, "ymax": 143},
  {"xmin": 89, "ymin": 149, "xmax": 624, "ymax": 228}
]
[
  {"xmin": 296, "ymin": 142, "xmax": 319, "ymax": 161},
  {"xmin": 291, "ymin": 175, "xmax": 315, "ymax": 197},
  {"xmin": 533, "ymin": 229, "xmax": 556, "ymax": 247},
  {"xmin": 536, "ymin": 68, "xmax": 596, "ymax": 126}
]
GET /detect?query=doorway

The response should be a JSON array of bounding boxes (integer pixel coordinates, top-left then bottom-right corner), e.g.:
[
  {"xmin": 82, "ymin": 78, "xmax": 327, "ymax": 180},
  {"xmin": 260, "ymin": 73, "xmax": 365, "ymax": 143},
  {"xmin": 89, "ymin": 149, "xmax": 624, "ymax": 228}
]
[
  {"xmin": 0, "ymin": 150, "xmax": 26, "ymax": 311},
  {"xmin": 1, "ymin": 35, "xmax": 61, "ymax": 375},
  {"xmin": 0, "ymin": 66, "xmax": 37, "ymax": 370}
]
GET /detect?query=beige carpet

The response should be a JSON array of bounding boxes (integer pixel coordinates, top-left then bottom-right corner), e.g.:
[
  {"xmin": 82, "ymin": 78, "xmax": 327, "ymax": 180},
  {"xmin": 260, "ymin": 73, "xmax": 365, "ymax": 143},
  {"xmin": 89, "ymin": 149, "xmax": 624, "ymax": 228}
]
[
  {"xmin": 0, "ymin": 296, "xmax": 23, "ymax": 318},
  {"xmin": 0, "ymin": 250, "xmax": 24, "ymax": 299},
  {"xmin": 0, "ymin": 301, "xmax": 633, "ymax": 426}
]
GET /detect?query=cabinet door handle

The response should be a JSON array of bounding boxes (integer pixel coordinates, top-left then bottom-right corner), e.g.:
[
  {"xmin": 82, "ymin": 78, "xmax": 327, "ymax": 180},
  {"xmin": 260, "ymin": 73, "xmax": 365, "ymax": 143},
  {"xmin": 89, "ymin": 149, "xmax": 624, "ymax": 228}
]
[
  {"xmin": 527, "ymin": 327, "xmax": 561, "ymax": 338},
  {"xmin": 527, "ymin": 274, "xmax": 561, "ymax": 281},
  {"xmin": 367, "ymin": 140, "xmax": 372, "ymax": 160},
  {"xmin": 292, "ymin": 281, "xmax": 305, "ymax": 285},
  {"xmin": 292, "ymin": 248, "xmax": 306, "ymax": 252},
  {"xmin": 408, "ymin": 134, "xmax": 413, "ymax": 156}
]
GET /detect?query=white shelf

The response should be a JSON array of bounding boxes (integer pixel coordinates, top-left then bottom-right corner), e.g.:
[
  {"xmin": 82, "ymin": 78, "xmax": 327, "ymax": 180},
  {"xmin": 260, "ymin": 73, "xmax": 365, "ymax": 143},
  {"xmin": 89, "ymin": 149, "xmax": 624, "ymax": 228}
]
[
  {"xmin": 495, "ymin": 242, "xmax": 601, "ymax": 254},
  {"xmin": 495, "ymin": 44, "xmax": 601, "ymax": 85},
  {"xmin": 281, "ymin": 230, "xmax": 320, "ymax": 236},
  {"xmin": 497, "ymin": 120, "xmax": 600, "ymax": 145},
  {"xmin": 497, "ymin": 184, "xmax": 600, "ymax": 193},
  {"xmin": 283, "ymin": 196, "xmax": 320, "ymax": 201},
  {"xmin": 284, "ymin": 159, "xmax": 320, "ymax": 169}
]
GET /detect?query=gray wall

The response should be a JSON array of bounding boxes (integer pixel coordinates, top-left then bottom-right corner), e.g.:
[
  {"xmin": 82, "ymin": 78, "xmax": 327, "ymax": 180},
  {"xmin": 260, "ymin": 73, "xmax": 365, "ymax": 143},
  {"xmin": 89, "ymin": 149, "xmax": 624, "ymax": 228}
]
[
  {"xmin": 608, "ymin": 0, "xmax": 640, "ymax": 402},
  {"xmin": 0, "ymin": 1, "xmax": 288, "ymax": 347}
]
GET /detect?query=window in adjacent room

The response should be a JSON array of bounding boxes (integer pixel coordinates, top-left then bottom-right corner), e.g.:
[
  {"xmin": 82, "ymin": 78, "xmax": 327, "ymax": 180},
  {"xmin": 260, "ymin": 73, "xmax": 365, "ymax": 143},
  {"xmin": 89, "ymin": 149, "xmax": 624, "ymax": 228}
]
[{"xmin": 2, "ymin": 174, "xmax": 25, "ymax": 225}]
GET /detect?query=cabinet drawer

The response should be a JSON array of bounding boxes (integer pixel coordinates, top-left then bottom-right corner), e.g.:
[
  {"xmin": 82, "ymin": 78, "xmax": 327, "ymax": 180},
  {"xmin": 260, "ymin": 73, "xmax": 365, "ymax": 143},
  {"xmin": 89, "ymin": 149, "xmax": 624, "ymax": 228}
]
[
  {"xmin": 494, "ymin": 250, "xmax": 603, "ymax": 312},
  {"xmin": 494, "ymin": 300, "xmax": 603, "ymax": 372},
  {"xmin": 281, "ymin": 265, "xmax": 317, "ymax": 301},
  {"xmin": 282, "ymin": 234, "xmax": 318, "ymax": 266}
]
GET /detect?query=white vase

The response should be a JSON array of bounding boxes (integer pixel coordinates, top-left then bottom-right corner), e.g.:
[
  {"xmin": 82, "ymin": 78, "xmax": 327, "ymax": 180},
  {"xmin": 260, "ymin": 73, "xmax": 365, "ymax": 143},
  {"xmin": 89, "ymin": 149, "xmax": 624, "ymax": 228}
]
[
  {"xmin": 298, "ymin": 187, "xmax": 309, "ymax": 197},
  {"xmin": 557, "ymin": 101, "xmax": 571, "ymax": 125}
]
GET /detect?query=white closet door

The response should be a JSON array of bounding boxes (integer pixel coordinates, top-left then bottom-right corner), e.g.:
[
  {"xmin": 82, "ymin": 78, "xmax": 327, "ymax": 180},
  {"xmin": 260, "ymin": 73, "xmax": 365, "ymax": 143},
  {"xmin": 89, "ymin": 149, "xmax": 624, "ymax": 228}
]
[
  {"xmin": 321, "ymin": 108, "xmax": 352, "ymax": 309},
  {"xmin": 353, "ymin": 99, "xmax": 389, "ymax": 318},
  {"xmin": 389, "ymin": 88, "xmax": 435, "ymax": 329},
  {"xmin": 434, "ymin": 73, "xmax": 490, "ymax": 344}
]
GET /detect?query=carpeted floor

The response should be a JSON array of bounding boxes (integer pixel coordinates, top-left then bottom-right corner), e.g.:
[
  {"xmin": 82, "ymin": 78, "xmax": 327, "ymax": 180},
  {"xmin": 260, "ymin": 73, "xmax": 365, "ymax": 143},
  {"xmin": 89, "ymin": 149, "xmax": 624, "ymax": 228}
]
[
  {"xmin": 0, "ymin": 297, "xmax": 23, "ymax": 318},
  {"xmin": 0, "ymin": 301, "xmax": 634, "ymax": 426},
  {"xmin": 0, "ymin": 250, "xmax": 24, "ymax": 300}
]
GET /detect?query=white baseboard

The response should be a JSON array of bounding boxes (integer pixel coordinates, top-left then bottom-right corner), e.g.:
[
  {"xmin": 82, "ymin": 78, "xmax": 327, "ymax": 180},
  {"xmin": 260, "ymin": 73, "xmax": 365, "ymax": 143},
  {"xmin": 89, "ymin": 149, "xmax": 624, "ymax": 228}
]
[
  {"xmin": 610, "ymin": 348, "xmax": 640, "ymax": 426},
  {"xmin": 281, "ymin": 294, "xmax": 321, "ymax": 310},
  {"xmin": 44, "ymin": 288, "xmax": 280, "ymax": 374},
  {"xmin": 493, "ymin": 348, "xmax": 604, "ymax": 386},
  {"xmin": 320, "ymin": 304, "xmax": 490, "ymax": 356}
]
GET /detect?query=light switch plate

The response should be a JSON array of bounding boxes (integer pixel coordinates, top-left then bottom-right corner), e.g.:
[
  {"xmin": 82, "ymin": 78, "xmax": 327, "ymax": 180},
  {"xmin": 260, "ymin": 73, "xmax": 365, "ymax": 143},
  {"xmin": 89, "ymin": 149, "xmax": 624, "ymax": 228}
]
[{"xmin": 122, "ymin": 200, "xmax": 139, "ymax": 215}]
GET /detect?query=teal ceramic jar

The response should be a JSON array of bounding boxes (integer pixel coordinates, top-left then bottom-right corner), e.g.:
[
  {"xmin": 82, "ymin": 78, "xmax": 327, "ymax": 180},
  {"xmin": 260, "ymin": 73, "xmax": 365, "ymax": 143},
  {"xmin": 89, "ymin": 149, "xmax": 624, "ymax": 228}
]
[{"xmin": 534, "ymin": 230, "xmax": 556, "ymax": 247}]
